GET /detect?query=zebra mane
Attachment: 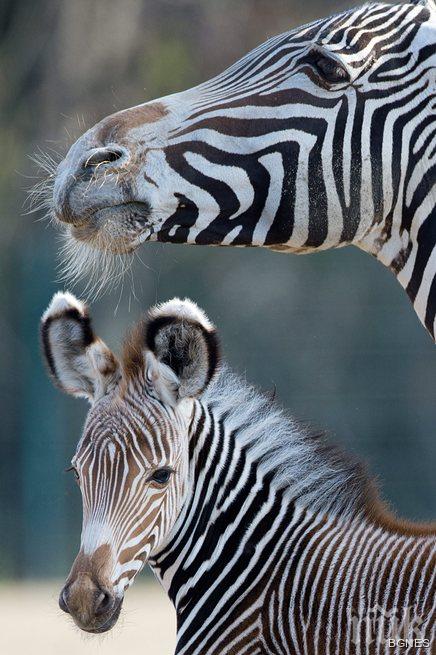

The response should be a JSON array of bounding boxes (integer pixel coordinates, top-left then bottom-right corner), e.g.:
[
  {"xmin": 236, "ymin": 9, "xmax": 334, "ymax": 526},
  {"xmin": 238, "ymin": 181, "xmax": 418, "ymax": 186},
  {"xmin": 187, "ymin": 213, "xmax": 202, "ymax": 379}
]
[{"xmin": 204, "ymin": 365, "xmax": 378, "ymax": 522}]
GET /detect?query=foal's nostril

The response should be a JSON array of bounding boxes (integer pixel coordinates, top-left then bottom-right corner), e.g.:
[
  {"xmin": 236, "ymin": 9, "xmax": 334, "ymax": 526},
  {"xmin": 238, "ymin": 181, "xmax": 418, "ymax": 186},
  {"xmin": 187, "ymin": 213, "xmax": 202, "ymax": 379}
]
[
  {"xmin": 59, "ymin": 587, "xmax": 70, "ymax": 614},
  {"xmin": 94, "ymin": 589, "xmax": 115, "ymax": 616},
  {"xmin": 81, "ymin": 146, "xmax": 128, "ymax": 172}
]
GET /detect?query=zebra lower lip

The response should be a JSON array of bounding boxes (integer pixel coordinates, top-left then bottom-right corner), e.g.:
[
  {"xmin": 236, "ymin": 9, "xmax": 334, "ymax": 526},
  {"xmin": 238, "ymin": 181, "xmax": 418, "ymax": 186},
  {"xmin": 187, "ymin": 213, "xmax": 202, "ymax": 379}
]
[
  {"xmin": 54, "ymin": 209, "xmax": 90, "ymax": 229},
  {"xmin": 56, "ymin": 201, "xmax": 151, "ymax": 229},
  {"xmin": 90, "ymin": 201, "xmax": 151, "ymax": 224},
  {"xmin": 67, "ymin": 201, "xmax": 153, "ymax": 253}
]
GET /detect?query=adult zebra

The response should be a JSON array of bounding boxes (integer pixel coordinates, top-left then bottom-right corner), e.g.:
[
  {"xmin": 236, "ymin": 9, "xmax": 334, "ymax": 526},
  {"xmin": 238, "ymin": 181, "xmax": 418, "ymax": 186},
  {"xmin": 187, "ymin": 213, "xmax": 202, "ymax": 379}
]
[
  {"xmin": 41, "ymin": 292, "xmax": 435, "ymax": 654},
  {"xmin": 47, "ymin": 0, "xmax": 436, "ymax": 339}
]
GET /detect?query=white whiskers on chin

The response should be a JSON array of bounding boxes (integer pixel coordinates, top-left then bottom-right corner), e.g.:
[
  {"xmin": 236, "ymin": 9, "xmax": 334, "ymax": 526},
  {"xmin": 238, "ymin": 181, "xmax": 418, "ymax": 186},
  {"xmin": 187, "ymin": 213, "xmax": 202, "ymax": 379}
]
[{"xmin": 57, "ymin": 229, "xmax": 134, "ymax": 299}]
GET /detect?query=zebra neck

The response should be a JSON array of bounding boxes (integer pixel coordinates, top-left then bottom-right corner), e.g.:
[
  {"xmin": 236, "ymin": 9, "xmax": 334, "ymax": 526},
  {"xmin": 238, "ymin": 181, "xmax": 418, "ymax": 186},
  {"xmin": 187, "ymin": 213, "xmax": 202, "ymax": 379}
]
[
  {"xmin": 149, "ymin": 363, "xmax": 378, "ymax": 607},
  {"xmin": 148, "ymin": 402, "xmax": 287, "ymax": 615},
  {"xmin": 147, "ymin": 382, "xmax": 435, "ymax": 647},
  {"xmin": 147, "ymin": 369, "xmax": 373, "ymax": 615},
  {"xmin": 357, "ymin": 199, "xmax": 436, "ymax": 341}
]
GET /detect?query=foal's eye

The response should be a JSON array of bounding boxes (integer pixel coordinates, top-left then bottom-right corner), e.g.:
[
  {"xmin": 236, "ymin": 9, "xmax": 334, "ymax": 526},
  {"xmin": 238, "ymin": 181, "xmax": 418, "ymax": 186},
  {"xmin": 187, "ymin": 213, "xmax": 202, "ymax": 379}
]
[{"xmin": 150, "ymin": 468, "xmax": 173, "ymax": 484}]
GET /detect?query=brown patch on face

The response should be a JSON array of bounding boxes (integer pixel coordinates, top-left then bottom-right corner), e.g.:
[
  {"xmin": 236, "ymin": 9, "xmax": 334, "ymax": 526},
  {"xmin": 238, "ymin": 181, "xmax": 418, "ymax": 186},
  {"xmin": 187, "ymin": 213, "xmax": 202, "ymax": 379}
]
[
  {"xmin": 67, "ymin": 543, "xmax": 113, "ymax": 587},
  {"xmin": 96, "ymin": 102, "xmax": 168, "ymax": 143},
  {"xmin": 94, "ymin": 341, "xmax": 119, "ymax": 377},
  {"xmin": 63, "ymin": 544, "xmax": 114, "ymax": 629}
]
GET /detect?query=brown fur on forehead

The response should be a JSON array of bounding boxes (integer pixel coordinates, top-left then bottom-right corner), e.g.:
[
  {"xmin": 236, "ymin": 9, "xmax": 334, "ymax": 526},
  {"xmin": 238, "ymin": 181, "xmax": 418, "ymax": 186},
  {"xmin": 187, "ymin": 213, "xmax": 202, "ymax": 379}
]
[
  {"xmin": 83, "ymin": 393, "xmax": 172, "ymax": 459},
  {"xmin": 96, "ymin": 102, "xmax": 168, "ymax": 143}
]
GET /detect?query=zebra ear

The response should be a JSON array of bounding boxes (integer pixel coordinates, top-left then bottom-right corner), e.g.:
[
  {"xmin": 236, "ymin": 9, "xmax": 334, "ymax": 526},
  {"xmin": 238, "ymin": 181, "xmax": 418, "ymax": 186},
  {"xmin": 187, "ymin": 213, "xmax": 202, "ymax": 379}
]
[
  {"xmin": 123, "ymin": 298, "xmax": 220, "ymax": 403},
  {"xmin": 41, "ymin": 292, "xmax": 120, "ymax": 402}
]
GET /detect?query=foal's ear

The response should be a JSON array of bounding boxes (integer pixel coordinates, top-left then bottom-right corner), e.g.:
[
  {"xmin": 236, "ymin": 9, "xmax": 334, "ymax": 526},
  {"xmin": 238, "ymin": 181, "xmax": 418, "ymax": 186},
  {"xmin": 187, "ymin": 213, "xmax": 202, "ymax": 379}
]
[
  {"xmin": 123, "ymin": 298, "xmax": 220, "ymax": 405},
  {"xmin": 41, "ymin": 292, "xmax": 120, "ymax": 402}
]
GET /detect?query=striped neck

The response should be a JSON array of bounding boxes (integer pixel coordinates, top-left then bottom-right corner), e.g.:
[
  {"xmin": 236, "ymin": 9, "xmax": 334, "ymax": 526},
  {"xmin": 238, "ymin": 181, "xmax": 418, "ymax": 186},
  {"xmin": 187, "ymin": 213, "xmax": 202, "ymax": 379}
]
[
  {"xmin": 148, "ymin": 396, "xmax": 295, "ymax": 625},
  {"xmin": 357, "ymin": 179, "xmax": 436, "ymax": 340},
  {"xmin": 148, "ymin": 367, "xmax": 375, "ymax": 607},
  {"xmin": 148, "ymin": 368, "xmax": 435, "ymax": 653}
]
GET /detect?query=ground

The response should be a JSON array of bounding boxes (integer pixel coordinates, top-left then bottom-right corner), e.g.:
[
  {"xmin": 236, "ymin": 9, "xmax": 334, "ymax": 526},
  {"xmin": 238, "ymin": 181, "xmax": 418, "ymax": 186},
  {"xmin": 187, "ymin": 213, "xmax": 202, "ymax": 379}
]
[{"xmin": 0, "ymin": 580, "xmax": 176, "ymax": 655}]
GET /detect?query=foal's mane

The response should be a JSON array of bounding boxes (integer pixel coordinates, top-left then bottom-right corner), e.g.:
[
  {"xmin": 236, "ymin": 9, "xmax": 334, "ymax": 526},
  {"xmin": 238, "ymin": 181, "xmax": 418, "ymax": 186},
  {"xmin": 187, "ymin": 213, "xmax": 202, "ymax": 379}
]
[{"xmin": 204, "ymin": 366, "xmax": 436, "ymax": 535}]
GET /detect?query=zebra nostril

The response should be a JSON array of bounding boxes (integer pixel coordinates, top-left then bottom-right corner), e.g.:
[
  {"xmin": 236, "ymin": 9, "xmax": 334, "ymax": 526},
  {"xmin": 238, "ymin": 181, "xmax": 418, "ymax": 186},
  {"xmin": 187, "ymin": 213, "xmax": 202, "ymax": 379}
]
[
  {"xmin": 59, "ymin": 587, "xmax": 70, "ymax": 614},
  {"xmin": 81, "ymin": 146, "xmax": 128, "ymax": 171},
  {"xmin": 94, "ymin": 588, "xmax": 115, "ymax": 617}
]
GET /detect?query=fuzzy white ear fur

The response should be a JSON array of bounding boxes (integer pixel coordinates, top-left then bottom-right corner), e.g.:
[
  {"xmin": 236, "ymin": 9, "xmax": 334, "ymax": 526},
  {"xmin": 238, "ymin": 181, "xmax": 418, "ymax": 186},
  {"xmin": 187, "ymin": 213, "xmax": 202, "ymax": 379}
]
[
  {"xmin": 147, "ymin": 298, "xmax": 214, "ymax": 332},
  {"xmin": 123, "ymin": 298, "xmax": 220, "ymax": 405},
  {"xmin": 41, "ymin": 291, "xmax": 120, "ymax": 402}
]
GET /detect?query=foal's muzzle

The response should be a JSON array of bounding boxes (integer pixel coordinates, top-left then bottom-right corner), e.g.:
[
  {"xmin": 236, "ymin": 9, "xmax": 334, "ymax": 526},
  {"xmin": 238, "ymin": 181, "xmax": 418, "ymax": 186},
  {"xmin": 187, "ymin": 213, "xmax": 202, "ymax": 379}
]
[{"xmin": 59, "ymin": 575, "xmax": 123, "ymax": 633}]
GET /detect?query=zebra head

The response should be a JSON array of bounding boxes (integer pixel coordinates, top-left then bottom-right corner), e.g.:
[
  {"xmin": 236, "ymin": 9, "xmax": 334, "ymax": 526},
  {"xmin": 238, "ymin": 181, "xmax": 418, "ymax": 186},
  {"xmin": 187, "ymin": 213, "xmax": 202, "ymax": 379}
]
[
  {"xmin": 50, "ymin": 2, "xmax": 436, "ymax": 291},
  {"xmin": 40, "ymin": 292, "xmax": 219, "ymax": 633}
]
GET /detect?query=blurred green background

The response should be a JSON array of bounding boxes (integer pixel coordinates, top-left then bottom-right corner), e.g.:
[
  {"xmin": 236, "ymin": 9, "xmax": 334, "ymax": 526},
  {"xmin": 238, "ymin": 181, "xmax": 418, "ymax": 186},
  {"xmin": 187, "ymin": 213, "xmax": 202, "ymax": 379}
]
[{"xmin": 0, "ymin": 0, "xmax": 435, "ymax": 583}]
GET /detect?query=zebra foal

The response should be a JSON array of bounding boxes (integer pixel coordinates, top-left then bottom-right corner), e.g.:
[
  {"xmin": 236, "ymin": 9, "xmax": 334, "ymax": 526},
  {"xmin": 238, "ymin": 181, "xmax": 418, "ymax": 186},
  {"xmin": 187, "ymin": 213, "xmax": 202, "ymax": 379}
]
[{"xmin": 40, "ymin": 292, "xmax": 435, "ymax": 653}]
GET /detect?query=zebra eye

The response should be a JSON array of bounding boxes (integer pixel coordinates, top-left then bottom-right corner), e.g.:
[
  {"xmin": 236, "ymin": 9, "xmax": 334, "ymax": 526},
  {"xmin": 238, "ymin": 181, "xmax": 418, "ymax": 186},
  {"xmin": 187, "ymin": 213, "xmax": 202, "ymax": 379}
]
[
  {"xmin": 314, "ymin": 56, "xmax": 349, "ymax": 84},
  {"xmin": 150, "ymin": 468, "xmax": 173, "ymax": 484}
]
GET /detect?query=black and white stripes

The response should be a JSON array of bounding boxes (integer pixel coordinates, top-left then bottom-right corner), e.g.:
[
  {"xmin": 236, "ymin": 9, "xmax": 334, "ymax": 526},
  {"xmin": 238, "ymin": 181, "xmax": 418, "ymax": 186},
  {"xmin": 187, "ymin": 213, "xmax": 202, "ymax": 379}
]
[
  {"xmin": 151, "ymin": 369, "xmax": 435, "ymax": 655},
  {"xmin": 51, "ymin": 1, "xmax": 436, "ymax": 340}
]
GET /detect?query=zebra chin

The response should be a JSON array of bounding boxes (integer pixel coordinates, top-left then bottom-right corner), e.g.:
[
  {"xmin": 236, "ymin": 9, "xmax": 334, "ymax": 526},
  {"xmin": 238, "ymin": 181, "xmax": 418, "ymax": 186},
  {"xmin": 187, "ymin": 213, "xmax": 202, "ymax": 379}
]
[
  {"xmin": 67, "ymin": 202, "xmax": 154, "ymax": 254},
  {"xmin": 79, "ymin": 597, "xmax": 124, "ymax": 635},
  {"xmin": 53, "ymin": 198, "xmax": 154, "ymax": 254}
]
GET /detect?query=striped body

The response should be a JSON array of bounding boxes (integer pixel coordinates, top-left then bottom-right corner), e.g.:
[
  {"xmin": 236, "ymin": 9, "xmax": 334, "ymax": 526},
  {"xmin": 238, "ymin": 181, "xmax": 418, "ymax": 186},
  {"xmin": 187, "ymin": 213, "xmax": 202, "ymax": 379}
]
[
  {"xmin": 40, "ymin": 294, "xmax": 435, "ymax": 650},
  {"xmin": 49, "ymin": 1, "xmax": 436, "ymax": 340},
  {"xmin": 152, "ymin": 393, "xmax": 436, "ymax": 655}
]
